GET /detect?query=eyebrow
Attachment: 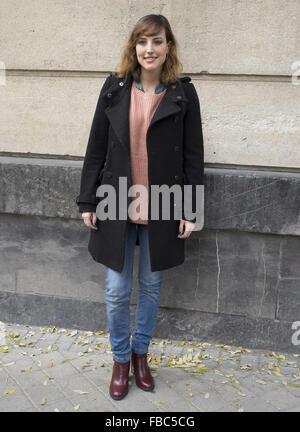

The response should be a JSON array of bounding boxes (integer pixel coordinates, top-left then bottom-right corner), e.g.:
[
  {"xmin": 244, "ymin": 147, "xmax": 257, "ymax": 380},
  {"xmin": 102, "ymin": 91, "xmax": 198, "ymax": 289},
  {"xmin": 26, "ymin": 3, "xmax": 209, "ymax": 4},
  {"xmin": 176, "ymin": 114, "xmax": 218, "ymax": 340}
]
[{"xmin": 139, "ymin": 36, "xmax": 163, "ymax": 39}]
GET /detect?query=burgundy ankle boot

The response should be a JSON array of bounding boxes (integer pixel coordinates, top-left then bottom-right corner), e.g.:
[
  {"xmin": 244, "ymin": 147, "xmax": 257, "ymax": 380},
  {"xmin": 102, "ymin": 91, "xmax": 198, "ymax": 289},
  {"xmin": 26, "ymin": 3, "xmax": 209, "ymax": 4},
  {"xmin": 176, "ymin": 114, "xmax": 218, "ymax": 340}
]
[
  {"xmin": 109, "ymin": 359, "xmax": 130, "ymax": 400},
  {"xmin": 131, "ymin": 352, "xmax": 155, "ymax": 391}
]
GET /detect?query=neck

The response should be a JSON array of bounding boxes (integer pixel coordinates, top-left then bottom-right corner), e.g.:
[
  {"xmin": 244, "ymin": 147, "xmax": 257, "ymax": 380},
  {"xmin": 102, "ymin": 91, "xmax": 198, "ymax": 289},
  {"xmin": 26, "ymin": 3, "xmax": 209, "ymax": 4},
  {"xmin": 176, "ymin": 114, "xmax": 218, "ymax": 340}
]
[{"xmin": 139, "ymin": 68, "xmax": 162, "ymax": 92}]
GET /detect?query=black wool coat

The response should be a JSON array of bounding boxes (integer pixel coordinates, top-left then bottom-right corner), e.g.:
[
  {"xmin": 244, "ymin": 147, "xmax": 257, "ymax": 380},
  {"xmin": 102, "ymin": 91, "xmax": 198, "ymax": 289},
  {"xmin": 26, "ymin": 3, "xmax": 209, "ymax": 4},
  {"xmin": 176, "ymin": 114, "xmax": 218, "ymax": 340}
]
[{"xmin": 76, "ymin": 71, "xmax": 204, "ymax": 272}]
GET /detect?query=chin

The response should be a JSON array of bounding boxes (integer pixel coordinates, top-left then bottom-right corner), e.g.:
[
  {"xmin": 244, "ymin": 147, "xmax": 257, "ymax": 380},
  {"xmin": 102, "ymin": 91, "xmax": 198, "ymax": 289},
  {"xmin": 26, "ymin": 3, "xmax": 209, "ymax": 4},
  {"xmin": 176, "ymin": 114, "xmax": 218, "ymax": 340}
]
[{"xmin": 142, "ymin": 62, "xmax": 162, "ymax": 70}]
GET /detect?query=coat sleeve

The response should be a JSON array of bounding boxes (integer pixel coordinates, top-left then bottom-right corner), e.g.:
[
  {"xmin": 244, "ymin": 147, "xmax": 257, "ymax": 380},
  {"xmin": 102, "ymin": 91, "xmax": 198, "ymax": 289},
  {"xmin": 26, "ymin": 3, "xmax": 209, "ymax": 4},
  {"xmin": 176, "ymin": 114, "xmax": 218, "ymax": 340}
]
[
  {"xmin": 182, "ymin": 82, "xmax": 204, "ymax": 228},
  {"xmin": 76, "ymin": 74, "xmax": 112, "ymax": 214}
]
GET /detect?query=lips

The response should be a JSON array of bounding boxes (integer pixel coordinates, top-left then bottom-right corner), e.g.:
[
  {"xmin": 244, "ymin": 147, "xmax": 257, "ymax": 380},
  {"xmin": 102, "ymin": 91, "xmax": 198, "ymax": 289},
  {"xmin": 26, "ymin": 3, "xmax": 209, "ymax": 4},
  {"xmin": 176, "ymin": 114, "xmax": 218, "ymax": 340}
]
[{"xmin": 144, "ymin": 57, "xmax": 157, "ymax": 63}]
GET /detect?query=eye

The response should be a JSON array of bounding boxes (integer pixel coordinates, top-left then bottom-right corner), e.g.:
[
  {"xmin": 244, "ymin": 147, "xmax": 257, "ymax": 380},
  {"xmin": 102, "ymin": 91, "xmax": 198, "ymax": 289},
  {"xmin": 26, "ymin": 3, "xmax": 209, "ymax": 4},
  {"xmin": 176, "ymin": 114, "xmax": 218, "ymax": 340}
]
[{"xmin": 137, "ymin": 40, "xmax": 163, "ymax": 45}]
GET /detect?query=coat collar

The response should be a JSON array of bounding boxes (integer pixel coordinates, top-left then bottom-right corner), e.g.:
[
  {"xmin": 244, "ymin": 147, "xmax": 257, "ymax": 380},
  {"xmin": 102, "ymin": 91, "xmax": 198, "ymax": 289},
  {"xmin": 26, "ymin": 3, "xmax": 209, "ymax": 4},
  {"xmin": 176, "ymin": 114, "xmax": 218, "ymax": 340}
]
[{"xmin": 102, "ymin": 71, "xmax": 188, "ymax": 153}]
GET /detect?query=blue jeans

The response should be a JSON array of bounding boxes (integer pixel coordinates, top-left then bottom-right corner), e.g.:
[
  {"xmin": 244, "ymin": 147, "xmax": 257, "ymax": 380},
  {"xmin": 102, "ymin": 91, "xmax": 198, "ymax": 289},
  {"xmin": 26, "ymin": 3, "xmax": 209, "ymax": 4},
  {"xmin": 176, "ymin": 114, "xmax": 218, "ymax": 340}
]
[{"xmin": 105, "ymin": 221, "xmax": 164, "ymax": 363}]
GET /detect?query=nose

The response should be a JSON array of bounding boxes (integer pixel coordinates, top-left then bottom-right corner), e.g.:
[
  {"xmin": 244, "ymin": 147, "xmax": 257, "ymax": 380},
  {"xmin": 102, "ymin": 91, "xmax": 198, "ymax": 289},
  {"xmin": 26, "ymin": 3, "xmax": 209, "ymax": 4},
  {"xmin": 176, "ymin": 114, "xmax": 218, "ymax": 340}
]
[{"xmin": 145, "ymin": 41, "xmax": 154, "ymax": 52}]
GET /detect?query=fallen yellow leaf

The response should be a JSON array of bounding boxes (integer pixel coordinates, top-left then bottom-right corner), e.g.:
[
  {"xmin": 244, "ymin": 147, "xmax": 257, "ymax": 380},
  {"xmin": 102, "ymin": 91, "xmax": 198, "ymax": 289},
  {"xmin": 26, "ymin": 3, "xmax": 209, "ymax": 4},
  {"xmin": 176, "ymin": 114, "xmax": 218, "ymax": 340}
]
[
  {"xmin": 287, "ymin": 383, "xmax": 300, "ymax": 388},
  {"xmin": 5, "ymin": 389, "xmax": 16, "ymax": 395}
]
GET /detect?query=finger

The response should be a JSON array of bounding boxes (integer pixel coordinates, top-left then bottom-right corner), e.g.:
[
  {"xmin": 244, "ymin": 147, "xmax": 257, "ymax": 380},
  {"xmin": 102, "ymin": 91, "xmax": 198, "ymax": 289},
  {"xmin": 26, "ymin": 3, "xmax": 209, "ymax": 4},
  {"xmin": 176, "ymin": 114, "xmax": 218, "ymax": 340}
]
[
  {"xmin": 177, "ymin": 220, "xmax": 185, "ymax": 238},
  {"xmin": 181, "ymin": 232, "xmax": 190, "ymax": 238},
  {"xmin": 183, "ymin": 223, "xmax": 194, "ymax": 238},
  {"xmin": 82, "ymin": 216, "xmax": 97, "ymax": 230},
  {"xmin": 91, "ymin": 213, "xmax": 98, "ymax": 229},
  {"xmin": 180, "ymin": 229, "xmax": 189, "ymax": 238},
  {"xmin": 88, "ymin": 222, "xmax": 98, "ymax": 230},
  {"xmin": 87, "ymin": 217, "xmax": 98, "ymax": 230},
  {"xmin": 83, "ymin": 218, "xmax": 92, "ymax": 228}
]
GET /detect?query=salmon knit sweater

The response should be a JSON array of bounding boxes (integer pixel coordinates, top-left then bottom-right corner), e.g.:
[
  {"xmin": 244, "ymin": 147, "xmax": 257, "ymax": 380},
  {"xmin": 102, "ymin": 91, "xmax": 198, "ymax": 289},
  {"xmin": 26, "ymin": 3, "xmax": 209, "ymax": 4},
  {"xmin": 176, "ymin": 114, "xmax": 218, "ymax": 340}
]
[{"xmin": 128, "ymin": 81, "xmax": 166, "ymax": 224}]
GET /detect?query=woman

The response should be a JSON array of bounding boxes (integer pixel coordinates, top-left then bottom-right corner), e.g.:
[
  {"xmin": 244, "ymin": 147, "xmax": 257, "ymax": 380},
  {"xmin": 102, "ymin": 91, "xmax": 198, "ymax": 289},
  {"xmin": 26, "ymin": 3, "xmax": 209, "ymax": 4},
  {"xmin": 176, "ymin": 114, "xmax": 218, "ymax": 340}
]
[{"xmin": 76, "ymin": 14, "xmax": 204, "ymax": 400}]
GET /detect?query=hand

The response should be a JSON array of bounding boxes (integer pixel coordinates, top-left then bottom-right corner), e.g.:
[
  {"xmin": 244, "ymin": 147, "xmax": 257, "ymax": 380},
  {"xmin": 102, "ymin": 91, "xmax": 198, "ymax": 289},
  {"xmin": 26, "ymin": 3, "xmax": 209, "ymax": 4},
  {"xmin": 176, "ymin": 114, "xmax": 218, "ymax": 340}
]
[
  {"xmin": 82, "ymin": 212, "xmax": 98, "ymax": 230},
  {"xmin": 177, "ymin": 220, "xmax": 195, "ymax": 239}
]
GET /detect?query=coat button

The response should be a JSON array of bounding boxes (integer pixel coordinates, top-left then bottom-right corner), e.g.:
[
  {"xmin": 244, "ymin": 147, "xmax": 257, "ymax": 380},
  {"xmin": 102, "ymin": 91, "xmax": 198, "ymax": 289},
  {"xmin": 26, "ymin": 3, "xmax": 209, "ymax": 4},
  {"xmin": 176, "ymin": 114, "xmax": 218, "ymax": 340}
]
[
  {"xmin": 174, "ymin": 145, "xmax": 179, "ymax": 151},
  {"xmin": 171, "ymin": 84, "xmax": 176, "ymax": 89},
  {"xmin": 107, "ymin": 92, "xmax": 112, "ymax": 98},
  {"xmin": 119, "ymin": 82, "xmax": 124, "ymax": 86},
  {"xmin": 174, "ymin": 175, "xmax": 180, "ymax": 181},
  {"xmin": 176, "ymin": 95, "xmax": 182, "ymax": 100}
]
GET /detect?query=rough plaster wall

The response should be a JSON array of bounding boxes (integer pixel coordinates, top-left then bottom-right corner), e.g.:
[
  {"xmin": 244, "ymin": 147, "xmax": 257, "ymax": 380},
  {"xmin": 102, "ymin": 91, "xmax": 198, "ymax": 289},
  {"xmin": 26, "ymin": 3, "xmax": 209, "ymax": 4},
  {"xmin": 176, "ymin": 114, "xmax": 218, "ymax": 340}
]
[{"xmin": 0, "ymin": 0, "xmax": 299, "ymax": 167}]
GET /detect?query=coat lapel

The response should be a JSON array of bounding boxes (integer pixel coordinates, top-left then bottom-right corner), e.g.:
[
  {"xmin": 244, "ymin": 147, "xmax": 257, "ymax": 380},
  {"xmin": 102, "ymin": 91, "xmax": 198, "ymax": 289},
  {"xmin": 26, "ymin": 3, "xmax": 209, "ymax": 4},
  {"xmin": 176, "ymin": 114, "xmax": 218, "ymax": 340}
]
[{"xmin": 103, "ymin": 71, "xmax": 188, "ymax": 153}]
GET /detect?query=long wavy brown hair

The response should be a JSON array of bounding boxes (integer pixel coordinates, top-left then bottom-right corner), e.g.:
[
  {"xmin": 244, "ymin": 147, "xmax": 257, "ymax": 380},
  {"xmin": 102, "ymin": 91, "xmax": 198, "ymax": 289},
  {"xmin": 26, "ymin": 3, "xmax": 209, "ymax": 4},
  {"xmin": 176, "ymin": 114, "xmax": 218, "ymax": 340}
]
[{"xmin": 113, "ymin": 14, "xmax": 183, "ymax": 86}]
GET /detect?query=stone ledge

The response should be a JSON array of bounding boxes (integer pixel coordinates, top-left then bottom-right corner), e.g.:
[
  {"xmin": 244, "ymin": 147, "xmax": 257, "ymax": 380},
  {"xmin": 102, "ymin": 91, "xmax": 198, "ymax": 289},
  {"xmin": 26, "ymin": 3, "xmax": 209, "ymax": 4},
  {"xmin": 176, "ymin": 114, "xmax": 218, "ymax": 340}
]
[
  {"xmin": 0, "ymin": 156, "xmax": 299, "ymax": 235},
  {"xmin": 0, "ymin": 291, "xmax": 298, "ymax": 353}
]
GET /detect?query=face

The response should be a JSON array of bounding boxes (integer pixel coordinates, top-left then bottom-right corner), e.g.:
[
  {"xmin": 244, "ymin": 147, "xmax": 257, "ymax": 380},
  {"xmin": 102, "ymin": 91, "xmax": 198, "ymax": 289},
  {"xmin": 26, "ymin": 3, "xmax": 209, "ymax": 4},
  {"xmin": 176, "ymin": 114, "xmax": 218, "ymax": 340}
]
[{"xmin": 135, "ymin": 29, "xmax": 170, "ymax": 73}]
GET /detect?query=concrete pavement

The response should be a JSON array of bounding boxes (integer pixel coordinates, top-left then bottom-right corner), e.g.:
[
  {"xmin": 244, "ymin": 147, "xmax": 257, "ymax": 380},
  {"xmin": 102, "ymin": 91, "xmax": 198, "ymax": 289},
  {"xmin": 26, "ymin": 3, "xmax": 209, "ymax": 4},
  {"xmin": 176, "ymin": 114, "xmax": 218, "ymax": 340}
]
[{"xmin": 0, "ymin": 321, "xmax": 300, "ymax": 412}]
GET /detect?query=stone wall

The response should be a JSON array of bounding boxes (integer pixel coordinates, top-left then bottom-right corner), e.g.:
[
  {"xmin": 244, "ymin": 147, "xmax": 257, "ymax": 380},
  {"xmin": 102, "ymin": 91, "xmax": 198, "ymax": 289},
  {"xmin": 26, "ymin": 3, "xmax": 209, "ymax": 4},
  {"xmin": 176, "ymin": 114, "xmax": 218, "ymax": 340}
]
[{"xmin": 0, "ymin": 157, "xmax": 299, "ymax": 352}]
